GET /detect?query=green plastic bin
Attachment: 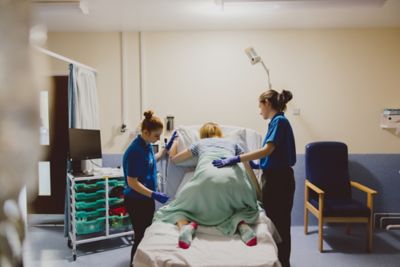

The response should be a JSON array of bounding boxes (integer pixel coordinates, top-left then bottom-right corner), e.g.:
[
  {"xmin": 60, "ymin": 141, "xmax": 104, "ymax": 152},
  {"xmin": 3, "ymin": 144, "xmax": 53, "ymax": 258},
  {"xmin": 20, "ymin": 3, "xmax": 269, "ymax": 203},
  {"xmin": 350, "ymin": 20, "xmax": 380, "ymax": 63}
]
[
  {"xmin": 109, "ymin": 197, "xmax": 124, "ymax": 206},
  {"xmin": 75, "ymin": 199, "xmax": 105, "ymax": 210},
  {"xmin": 75, "ymin": 208, "xmax": 106, "ymax": 221},
  {"xmin": 108, "ymin": 179, "xmax": 125, "ymax": 188},
  {"xmin": 74, "ymin": 181, "xmax": 105, "ymax": 192},
  {"xmin": 76, "ymin": 217, "xmax": 106, "ymax": 235},
  {"xmin": 109, "ymin": 215, "xmax": 131, "ymax": 229},
  {"xmin": 75, "ymin": 190, "xmax": 105, "ymax": 201}
]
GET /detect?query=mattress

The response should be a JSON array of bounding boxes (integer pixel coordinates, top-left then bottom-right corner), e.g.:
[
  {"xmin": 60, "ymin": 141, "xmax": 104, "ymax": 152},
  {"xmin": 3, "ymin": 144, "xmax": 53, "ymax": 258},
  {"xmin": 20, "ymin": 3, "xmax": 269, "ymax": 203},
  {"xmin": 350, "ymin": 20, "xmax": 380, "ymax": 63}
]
[{"xmin": 133, "ymin": 212, "xmax": 281, "ymax": 267}]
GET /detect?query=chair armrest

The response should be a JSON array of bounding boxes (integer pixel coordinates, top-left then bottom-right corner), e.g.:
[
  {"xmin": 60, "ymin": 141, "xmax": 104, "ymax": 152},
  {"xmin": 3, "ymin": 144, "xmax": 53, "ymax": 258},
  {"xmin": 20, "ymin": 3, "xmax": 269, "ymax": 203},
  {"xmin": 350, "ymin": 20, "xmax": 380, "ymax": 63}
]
[
  {"xmin": 350, "ymin": 181, "xmax": 377, "ymax": 210},
  {"xmin": 305, "ymin": 179, "xmax": 325, "ymax": 195},
  {"xmin": 305, "ymin": 179, "xmax": 325, "ymax": 215},
  {"xmin": 350, "ymin": 181, "xmax": 377, "ymax": 195}
]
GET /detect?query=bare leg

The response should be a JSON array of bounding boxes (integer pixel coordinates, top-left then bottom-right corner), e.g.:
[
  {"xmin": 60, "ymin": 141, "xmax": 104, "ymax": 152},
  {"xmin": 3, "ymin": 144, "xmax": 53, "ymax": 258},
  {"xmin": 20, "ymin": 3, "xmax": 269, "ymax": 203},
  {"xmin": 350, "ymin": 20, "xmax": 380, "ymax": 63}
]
[{"xmin": 177, "ymin": 219, "xmax": 190, "ymax": 230}]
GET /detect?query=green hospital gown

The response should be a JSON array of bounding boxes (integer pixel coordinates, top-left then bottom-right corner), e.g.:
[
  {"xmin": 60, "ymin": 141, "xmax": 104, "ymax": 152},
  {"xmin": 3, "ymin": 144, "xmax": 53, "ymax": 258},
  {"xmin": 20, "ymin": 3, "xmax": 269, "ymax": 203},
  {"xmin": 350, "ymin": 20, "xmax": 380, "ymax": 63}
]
[{"xmin": 153, "ymin": 138, "xmax": 261, "ymax": 235}]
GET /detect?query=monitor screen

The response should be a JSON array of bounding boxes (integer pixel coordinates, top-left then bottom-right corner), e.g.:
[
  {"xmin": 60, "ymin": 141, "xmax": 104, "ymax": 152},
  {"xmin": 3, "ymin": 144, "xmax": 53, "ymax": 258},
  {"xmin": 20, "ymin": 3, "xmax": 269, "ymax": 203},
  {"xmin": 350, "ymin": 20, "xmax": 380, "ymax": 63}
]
[{"xmin": 68, "ymin": 128, "xmax": 102, "ymax": 161}]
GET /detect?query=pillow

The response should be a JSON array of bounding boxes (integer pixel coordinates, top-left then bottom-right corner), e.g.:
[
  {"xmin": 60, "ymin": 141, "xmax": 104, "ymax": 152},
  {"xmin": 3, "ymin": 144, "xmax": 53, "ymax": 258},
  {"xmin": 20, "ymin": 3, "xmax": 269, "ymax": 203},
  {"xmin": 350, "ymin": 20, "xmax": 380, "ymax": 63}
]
[
  {"xmin": 176, "ymin": 126, "xmax": 200, "ymax": 153},
  {"xmin": 174, "ymin": 126, "xmax": 200, "ymax": 167},
  {"xmin": 223, "ymin": 128, "xmax": 248, "ymax": 153}
]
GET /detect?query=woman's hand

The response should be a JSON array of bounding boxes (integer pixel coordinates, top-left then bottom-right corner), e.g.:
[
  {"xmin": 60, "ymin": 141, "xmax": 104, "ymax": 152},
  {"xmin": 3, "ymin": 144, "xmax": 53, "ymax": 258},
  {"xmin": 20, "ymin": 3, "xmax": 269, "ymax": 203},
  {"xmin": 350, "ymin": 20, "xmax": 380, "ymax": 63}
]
[
  {"xmin": 248, "ymin": 160, "xmax": 261, "ymax": 169},
  {"xmin": 151, "ymin": 191, "xmax": 170, "ymax": 203},
  {"xmin": 165, "ymin": 131, "xmax": 178, "ymax": 151},
  {"xmin": 156, "ymin": 131, "xmax": 178, "ymax": 161},
  {"xmin": 212, "ymin": 156, "xmax": 240, "ymax": 168}
]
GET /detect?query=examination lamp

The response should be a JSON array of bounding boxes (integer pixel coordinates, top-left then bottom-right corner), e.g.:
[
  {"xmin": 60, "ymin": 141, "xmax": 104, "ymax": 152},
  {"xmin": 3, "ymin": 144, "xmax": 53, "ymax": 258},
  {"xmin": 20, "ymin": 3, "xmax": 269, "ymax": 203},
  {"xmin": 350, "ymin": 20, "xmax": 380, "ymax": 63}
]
[{"xmin": 244, "ymin": 47, "xmax": 272, "ymax": 90}]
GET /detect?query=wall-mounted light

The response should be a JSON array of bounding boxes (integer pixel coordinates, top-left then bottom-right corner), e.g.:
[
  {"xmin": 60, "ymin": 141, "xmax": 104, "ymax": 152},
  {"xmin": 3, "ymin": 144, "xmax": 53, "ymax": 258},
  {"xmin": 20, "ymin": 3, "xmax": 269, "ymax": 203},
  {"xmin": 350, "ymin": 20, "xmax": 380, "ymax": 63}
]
[{"xmin": 244, "ymin": 47, "xmax": 272, "ymax": 89}]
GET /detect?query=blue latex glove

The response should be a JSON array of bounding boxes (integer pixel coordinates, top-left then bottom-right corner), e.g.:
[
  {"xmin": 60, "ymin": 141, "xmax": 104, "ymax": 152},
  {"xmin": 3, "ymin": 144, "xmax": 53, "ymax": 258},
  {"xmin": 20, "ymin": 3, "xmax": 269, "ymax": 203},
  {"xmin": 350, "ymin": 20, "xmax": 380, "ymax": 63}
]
[
  {"xmin": 249, "ymin": 160, "xmax": 261, "ymax": 169},
  {"xmin": 165, "ymin": 131, "xmax": 178, "ymax": 151},
  {"xmin": 151, "ymin": 191, "xmax": 169, "ymax": 203},
  {"xmin": 212, "ymin": 155, "xmax": 240, "ymax": 168}
]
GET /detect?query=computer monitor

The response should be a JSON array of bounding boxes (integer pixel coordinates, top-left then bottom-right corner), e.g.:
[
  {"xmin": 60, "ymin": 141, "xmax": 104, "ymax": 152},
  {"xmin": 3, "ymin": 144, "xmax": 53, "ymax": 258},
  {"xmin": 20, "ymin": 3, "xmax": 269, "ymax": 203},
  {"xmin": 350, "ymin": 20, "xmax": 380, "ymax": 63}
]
[{"xmin": 68, "ymin": 128, "xmax": 102, "ymax": 175}]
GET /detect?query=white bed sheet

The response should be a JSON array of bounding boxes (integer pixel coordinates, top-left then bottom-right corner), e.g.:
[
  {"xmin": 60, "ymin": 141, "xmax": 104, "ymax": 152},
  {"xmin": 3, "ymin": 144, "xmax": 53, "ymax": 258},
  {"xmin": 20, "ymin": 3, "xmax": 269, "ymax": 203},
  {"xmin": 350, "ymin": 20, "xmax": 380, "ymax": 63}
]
[{"xmin": 133, "ymin": 212, "xmax": 281, "ymax": 267}]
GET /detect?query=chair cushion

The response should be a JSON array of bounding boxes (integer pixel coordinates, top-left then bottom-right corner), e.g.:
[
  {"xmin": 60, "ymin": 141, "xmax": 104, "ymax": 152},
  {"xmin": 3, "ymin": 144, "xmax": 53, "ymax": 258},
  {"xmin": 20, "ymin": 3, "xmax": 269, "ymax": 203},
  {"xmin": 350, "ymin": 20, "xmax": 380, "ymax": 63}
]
[
  {"xmin": 309, "ymin": 198, "xmax": 370, "ymax": 217},
  {"xmin": 305, "ymin": 142, "xmax": 352, "ymax": 201}
]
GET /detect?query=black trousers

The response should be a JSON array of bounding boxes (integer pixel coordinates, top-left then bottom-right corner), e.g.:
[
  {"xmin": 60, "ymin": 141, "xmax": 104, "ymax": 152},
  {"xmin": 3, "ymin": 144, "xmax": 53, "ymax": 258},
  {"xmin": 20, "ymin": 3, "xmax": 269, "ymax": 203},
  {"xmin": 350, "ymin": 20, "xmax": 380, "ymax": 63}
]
[
  {"xmin": 262, "ymin": 167, "xmax": 295, "ymax": 267},
  {"xmin": 124, "ymin": 197, "xmax": 155, "ymax": 265}
]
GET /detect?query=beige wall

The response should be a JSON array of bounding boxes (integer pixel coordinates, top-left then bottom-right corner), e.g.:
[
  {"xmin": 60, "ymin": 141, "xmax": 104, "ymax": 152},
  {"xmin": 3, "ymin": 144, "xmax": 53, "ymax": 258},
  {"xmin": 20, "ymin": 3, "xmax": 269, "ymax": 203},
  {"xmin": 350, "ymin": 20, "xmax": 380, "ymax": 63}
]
[
  {"xmin": 142, "ymin": 29, "xmax": 400, "ymax": 153},
  {"xmin": 47, "ymin": 29, "xmax": 400, "ymax": 154},
  {"xmin": 47, "ymin": 32, "xmax": 141, "ymax": 153}
]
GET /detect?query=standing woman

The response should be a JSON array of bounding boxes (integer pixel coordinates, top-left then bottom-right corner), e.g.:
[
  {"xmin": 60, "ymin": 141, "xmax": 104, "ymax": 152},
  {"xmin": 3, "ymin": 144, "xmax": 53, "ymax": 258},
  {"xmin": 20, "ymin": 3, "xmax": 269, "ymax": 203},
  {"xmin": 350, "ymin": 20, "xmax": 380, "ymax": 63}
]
[
  {"xmin": 123, "ymin": 110, "xmax": 176, "ymax": 265},
  {"xmin": 212, "ymin": 90, "xmax": 296, "ymax": 267}
]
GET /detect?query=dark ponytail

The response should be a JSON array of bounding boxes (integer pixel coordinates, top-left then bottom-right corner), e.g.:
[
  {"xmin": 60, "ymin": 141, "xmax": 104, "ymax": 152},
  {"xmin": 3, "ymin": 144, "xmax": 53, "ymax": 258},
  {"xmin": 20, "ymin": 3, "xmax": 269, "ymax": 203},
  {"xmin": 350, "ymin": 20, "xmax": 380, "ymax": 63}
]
[
  {"xmin": 259, "ymin": 89, "xmax": 293, "ymax": 112},
  {"xmin": 278, "ymin": 90, "xmax": 293, "ymax": 111}
]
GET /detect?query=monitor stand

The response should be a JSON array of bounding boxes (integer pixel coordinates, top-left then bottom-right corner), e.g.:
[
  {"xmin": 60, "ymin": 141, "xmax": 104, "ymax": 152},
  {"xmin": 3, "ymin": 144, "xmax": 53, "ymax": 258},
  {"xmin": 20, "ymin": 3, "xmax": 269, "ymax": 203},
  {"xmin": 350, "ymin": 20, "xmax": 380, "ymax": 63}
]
[
  {"xmin": 70, "ymin": 160, "xmax": 94, "ymax": 177},
  {"xmin": 72, "ymin": 172, "xmax": 94, "ymax": 177}
]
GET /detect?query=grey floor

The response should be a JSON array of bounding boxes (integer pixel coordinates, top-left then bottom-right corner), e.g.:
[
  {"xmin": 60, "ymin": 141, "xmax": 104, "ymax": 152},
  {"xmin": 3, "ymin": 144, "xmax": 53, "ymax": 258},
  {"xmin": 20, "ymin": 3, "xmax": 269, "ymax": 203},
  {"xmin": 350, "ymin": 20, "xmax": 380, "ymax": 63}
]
[{"xmin": 23, "ymin": 222, "xmax": 400, "ymax": 267}]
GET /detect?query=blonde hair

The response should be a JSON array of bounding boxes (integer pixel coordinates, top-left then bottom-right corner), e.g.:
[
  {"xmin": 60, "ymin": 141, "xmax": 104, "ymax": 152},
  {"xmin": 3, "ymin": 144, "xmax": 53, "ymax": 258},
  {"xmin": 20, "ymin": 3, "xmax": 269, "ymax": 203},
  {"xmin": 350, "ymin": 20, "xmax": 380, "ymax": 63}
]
[
  {"xmin": 199, "ymin": 122, "xmax": 222, "ymax": 139},
  {"xmin": 141, "ymin": 110, "xmax": 163, "ymax": 132}
]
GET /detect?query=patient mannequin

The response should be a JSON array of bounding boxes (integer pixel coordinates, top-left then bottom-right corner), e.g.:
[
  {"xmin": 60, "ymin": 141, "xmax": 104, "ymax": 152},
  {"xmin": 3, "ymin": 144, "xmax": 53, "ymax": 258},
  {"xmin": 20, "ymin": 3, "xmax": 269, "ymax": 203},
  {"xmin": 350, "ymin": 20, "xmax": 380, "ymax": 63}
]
[{"xmin": 154, "ymin": 122, "xmax": 260, "ymax": 249}]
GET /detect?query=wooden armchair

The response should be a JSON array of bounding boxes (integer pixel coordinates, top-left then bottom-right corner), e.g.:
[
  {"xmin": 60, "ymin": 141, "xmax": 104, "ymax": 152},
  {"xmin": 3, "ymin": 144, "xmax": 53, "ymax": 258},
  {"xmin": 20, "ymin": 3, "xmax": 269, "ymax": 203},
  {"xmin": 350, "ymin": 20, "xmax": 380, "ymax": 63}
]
[{"xmin": 304, "ymin": 142, "xmax": 377, "ymax": 252}]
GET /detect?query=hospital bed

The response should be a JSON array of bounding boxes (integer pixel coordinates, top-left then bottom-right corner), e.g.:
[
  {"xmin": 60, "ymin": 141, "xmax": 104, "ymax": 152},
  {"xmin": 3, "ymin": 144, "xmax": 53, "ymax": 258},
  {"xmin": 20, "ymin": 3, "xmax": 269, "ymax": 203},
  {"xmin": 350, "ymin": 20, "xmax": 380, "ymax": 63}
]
[{"xmin": 133, "ymin": 125, "xmax": 282, "ymax": 267}]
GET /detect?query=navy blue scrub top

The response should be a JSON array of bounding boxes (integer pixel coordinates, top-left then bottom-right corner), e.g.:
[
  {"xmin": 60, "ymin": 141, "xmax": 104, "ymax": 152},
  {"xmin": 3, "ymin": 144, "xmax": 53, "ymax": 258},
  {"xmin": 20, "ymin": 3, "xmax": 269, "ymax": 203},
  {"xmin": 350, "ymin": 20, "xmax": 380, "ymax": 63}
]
[
  {"xmin": 260, "ymin": 112, "xmax": 296, "ymax": 170},
  {"xmin": 123, "ymin": 135, "xmax": 158, "ymax": 199}
]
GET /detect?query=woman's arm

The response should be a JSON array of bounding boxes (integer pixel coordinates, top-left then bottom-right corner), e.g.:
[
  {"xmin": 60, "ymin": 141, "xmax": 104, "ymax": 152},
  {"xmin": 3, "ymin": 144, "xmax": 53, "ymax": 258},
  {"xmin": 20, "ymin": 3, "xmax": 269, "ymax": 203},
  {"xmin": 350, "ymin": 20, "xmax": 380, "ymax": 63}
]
[
  {"xmin": 212, "ymin": 143, "xmax": 275, "ymax": 168},
  {"xmin": 169, "ymin": 148, "xmax": 193, "ymax": 164},
  {"xmin": 240, "ymin": 142, "xmax": 276, "ymax": 162},
  {"xmin": 168, "ymin": 140, "xmax": 179, "ymax": 158},
  {"xmin": 156, "ymin": 131, "xmax": 179, "ymax": 162},
  {"xmin": 167, "ymin": 140, "xmax": 194, "ymax": 164},
  {"xmin": 243, "ymin": 161, "xmax": 262, "ymax": 201},
  {"xmin": 127, "ymin": 176, "xmax": 153, "ymax": 198}
]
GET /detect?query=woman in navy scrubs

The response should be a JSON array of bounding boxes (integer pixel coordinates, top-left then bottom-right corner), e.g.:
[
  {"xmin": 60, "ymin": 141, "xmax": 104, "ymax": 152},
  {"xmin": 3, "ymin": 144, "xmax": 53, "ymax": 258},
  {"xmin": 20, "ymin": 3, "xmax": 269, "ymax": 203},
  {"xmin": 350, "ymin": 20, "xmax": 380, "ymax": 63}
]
[
  {"xmin": 123, "ymin": 110, "xmax": 176, "ymax": 265},
  {"xmin": 213, "ymin": 90, "xmax": 296, "ymax": 267}
]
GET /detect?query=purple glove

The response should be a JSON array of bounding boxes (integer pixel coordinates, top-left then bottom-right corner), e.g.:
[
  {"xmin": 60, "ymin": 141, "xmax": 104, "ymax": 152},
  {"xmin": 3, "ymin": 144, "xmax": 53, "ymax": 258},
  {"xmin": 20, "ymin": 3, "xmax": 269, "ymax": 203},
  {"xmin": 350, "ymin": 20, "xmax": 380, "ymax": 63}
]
[
  {"xmin": 151, "ymin": 191, "xmax": 170, "ymax": 203},
  {"xmin": 249, "ymin": 160, "xmax": 261, "ymax": 169},
  {"xmin": 165, "ymin": 131, "xmax": 178, "ymax": 151},
  {"xmin": 212, "ymin": 156, "xmax": 240, "ymax": 168}
]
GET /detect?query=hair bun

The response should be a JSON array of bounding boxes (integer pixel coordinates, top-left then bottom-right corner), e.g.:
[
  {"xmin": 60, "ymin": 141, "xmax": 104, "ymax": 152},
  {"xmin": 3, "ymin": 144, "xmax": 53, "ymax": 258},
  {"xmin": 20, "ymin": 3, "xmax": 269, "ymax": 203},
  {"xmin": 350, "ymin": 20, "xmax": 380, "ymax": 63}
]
[
  {"xmin": 143, "ymin": 110, "xmax": 154, "ymax": 120},
  {"xmin": 280, "ymin": 90, "xmax": 293, "ymax": 104}
]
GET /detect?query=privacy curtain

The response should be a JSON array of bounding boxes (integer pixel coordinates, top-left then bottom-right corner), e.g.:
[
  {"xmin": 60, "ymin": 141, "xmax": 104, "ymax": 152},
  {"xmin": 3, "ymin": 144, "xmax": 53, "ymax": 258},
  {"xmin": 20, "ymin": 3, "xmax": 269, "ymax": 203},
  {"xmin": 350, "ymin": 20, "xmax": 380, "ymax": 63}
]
[{"xmin": 64, "ymin": 64, "xmax": 101, "ymax": 236}]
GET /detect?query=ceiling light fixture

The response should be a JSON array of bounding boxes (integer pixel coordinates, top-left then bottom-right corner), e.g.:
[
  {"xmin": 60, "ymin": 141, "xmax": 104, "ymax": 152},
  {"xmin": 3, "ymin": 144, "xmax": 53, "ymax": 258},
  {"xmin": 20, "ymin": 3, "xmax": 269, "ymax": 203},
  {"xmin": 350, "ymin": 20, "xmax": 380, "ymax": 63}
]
[
  {"xmin": 215, "ymin": 0, "xmax": 387, "ymax": 9},
  {"xmin": 32, "ymin": 0, "xmax": 89, "ymax": 15}
]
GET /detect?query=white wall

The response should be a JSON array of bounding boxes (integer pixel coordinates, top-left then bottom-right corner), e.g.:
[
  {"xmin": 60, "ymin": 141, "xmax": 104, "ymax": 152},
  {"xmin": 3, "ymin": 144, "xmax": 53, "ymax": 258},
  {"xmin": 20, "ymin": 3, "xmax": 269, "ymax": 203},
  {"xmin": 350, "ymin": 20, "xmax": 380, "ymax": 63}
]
[
  {"xmin": 47, "ymin": 29, "xmax": 400, "ymax": 154},
  {"xmin": 142, "ymin": 29, "xmax": 400, "ymax": 153}
]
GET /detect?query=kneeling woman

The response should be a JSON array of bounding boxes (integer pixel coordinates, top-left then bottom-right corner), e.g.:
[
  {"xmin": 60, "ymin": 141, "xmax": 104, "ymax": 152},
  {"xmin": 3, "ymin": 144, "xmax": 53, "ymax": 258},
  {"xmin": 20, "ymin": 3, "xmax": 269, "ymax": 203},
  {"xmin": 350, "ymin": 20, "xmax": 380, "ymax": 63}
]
[{"xmin": 153, "ymin": 122, "xmax": 261, "ymax": 249}]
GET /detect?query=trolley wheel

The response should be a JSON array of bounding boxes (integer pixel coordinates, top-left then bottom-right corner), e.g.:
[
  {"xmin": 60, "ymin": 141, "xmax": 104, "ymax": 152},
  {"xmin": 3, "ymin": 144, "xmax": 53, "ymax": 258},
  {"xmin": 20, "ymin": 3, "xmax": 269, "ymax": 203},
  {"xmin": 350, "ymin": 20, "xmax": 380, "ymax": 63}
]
[
  {"xmin": 73, "ymin": 254, "xmax": 77, "ymax": 261},
  {"xmin": 67, "ymin": 239, "xmax": 72, "ymax": 249}
]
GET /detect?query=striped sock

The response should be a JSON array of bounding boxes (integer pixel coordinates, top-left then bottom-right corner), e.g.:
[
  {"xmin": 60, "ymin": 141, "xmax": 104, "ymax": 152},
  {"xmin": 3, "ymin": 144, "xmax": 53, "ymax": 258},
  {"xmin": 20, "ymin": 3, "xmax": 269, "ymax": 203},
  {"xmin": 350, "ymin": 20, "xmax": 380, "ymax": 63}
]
[
  {"xmin": 178, "ymin": 222, "xmax": 198, "ymax": 249},
  {"xmin": 238, "ymin": 221, "xmax": 257, "ymax": 246}
]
